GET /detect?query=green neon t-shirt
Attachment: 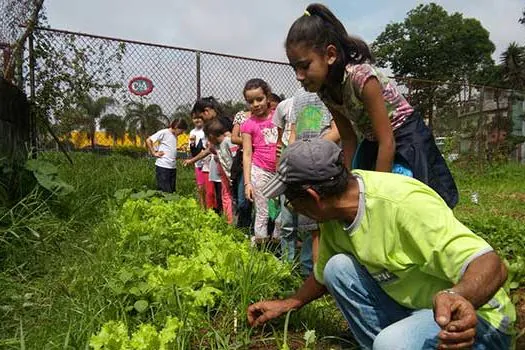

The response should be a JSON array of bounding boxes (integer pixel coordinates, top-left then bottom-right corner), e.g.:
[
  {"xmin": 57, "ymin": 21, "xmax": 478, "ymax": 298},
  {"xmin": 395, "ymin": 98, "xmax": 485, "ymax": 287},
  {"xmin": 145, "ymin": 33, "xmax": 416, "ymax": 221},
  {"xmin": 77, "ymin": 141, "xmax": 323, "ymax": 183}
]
[{"xmin": 315, "ymin": 170, "xmax": 515, "ymax": 334}]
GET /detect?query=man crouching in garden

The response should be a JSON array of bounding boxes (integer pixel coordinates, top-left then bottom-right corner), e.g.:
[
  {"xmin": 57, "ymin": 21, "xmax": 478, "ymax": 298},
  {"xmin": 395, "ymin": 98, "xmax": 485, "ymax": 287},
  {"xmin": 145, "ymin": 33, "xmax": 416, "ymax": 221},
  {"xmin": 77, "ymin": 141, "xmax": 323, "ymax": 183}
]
[{"xmin": 247, "ymin": 138, "xmax": 515, "ymax": 349}]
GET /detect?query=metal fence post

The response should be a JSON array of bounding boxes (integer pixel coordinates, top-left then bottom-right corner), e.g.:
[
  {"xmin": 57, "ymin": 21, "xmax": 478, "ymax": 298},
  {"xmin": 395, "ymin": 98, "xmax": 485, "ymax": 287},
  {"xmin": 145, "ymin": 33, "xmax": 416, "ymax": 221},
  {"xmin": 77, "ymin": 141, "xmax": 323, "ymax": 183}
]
[{"xmin": 196, "ymin": 51, "xmax": 201, "ymax": 100}]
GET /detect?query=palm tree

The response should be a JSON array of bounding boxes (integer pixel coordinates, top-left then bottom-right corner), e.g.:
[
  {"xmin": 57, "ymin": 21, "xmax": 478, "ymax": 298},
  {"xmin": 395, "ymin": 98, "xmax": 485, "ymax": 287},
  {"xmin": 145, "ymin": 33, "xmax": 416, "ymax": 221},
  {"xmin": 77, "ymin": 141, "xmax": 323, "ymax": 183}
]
[
  {"xmin": 124, "ymin": 101, "xmax": 169, "ymax": 145},
  {"xmin": 76, "ymin": 95, "xmax": 116, "ymax": 149},
  {"xmin": 100, "ymin": 113, "xmax": 126, "ymax": 146},
  {"xmin": 500, "ymin": 42, "xmax": 525, "ymax": 91}
]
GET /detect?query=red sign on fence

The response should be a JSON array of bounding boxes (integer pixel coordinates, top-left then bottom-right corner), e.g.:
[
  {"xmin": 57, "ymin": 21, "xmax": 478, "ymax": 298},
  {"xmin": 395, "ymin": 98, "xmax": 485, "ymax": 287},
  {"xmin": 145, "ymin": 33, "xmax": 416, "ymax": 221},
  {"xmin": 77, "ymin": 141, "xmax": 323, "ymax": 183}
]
[{"xmin": 128, "ymin": 76, "xmax": 154, "ymax": 96}]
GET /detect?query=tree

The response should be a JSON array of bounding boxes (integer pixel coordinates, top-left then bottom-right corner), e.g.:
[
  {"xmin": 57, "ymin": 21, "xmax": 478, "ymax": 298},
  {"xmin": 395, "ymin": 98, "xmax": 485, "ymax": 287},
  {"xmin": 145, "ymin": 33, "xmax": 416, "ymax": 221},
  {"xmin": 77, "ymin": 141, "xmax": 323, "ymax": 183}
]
[
  {"xmin": 100, "ymin": 113, "xmax": 126, "ymax": 145},
  {"xmin": 220, "ymin": 100, "xmax": 247, "ymax": 117},
  {"xmin": 520, "ymin": 9, "xmax": 525, "ymax": 25},
  {"xmin": 171, "ymin": 102, "xmax": 193, "ymax": 127},
  {"xmin": 1, "ymin": 0, "xmax": 45, "ymax": 83},
  {"xmin": 76, "ymin": 95, "xmax": 116, "ymax": 149},
  {"xmin": 125, "ymin": 101, "xmax": 169, "ymax": 145},
  {"xmin": 32, "ymin": 28, "xmax": 126, "ymax": 142},
  {"xmin": 500, "ymin": 42, "xmax": 525, "ymax": 91},
  {"xmin": 373, "ymin": 3, "xmax": 495, "ymax": 129}
]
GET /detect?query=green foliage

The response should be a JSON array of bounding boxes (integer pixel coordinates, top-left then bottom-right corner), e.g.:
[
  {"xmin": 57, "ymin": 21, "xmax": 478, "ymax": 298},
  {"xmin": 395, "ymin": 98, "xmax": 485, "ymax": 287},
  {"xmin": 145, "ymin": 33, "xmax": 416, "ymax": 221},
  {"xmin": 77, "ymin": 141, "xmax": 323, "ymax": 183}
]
[
  {"xmin": 1, "ymin": 150, "xmax": 523, "ymax": 349},
  {"xmin": 31, "ymin": 30, "xmax": 126, "ymax": 141},
  {"xmin": 125, "ymin": 101, "xmax": 169, "ymax": 146},
  {"xmin": 89, "ymin": 317, "xmax": 182, "ymax": 350},
  {"xmin": 25, "ymin": 159, "xmax": 74, "ymax": 196},
  {"xmin": 500, "ymin": 43, "xmax": 525, "ymax": 91},
  {"xmin": 373, "ymin": 3, "xmax": 495, "ymax": 80},
  {"xmin": 96, "ymin": 196, "xmax": 294, "ymax": 330},
  {"xmin": 372, "ymin": 3, "xmax": 495, "ymax": 127},
  {"xmin": 112, "ymin": 145, "xmax": 149, "ymax": 159},
  {"xmin": 220, "ymin": 100, "xmax": 247, "ymax": 117},
  {"xmin": 452, "ymin": 162, "xmax": 525, "ymax": 259},
  {"xmin": 100, "ymin": 113, "xmax": 127, "ymax": 145}
]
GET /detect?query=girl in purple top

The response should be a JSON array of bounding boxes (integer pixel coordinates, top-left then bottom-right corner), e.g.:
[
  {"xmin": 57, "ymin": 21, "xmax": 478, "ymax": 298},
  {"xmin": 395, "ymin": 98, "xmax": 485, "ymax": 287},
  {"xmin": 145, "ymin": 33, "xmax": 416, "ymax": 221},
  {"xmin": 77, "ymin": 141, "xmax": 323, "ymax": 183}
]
[
  {"xmin": 285, "ymin": 4, "xmax": 458, "ymax": 208},
  {"xmin": 241, "ymin": 78, "xmax": 279, "ymax": 243}
]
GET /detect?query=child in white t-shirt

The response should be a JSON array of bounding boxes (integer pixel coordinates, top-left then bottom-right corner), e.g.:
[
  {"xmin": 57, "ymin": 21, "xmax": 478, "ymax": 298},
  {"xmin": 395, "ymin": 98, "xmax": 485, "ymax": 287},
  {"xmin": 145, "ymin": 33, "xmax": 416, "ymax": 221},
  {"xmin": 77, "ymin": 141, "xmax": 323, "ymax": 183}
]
[
  {"xmin": 146, "ymin": 118, "xmax": 188, "ymax": 193},
  {"xmin": 189, "ymin": 114, "xmax": 206, "ymax": 207}
]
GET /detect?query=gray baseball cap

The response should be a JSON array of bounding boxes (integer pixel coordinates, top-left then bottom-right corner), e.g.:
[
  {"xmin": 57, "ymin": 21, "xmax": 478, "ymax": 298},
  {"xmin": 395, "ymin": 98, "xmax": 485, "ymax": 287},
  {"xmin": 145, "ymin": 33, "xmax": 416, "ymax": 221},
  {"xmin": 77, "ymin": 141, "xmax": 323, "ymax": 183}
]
[{"xmin": 261, "ymin": 139, "xmax": 344, "ymax": 198}]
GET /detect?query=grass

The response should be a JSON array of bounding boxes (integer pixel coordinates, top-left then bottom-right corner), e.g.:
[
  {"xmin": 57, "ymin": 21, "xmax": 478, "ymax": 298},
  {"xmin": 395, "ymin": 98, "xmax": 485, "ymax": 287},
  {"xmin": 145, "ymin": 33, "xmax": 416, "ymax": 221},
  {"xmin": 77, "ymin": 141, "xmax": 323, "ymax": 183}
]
[
  {"xmin": 451, "ymin": 162, "xmax": 525, "ymax": 258},
  {"xmin": 0, "ymin": 153, "xmax": 523, "ymax": 349}
]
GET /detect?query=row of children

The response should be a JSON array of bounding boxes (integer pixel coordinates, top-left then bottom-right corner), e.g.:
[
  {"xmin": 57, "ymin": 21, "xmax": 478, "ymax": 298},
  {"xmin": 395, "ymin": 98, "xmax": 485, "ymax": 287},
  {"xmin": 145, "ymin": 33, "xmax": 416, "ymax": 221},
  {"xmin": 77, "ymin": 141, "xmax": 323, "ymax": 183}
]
[
  {"xmin": 148, "ymin": 3, "xmax": 459, "ymax": 275},
  {"xmin": 181, "ymin": 81, "xmax": 333, "ymax": 275}
]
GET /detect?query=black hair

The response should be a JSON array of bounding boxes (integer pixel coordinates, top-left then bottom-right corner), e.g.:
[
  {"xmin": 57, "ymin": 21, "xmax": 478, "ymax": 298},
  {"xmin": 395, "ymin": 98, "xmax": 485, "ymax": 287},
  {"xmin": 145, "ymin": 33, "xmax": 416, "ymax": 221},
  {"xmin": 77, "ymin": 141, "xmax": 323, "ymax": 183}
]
[
  {"xmin": 203, "ymin": 118, "xmax": 227, "ymax": 138},
  {"xmin": 192, "ymin": 96, "xmax": 224, "ymax": 116},
  {"xmin": 285, "ymin": 167, "xmax": 350, "ymax": 201},
  {"xmin": 269, "ymin": 93, "xmax": 282, "ymax": 104},
  {"xmin": 243, "ymin": 78, "xmax": 272, "ymax": 98},
  {"xmin": 170, "ymin": 118, "xmax": 188, "ymax": 130},
  {"xmin": 286, "ymin": 4, "xmax": 374, "ymax": 84},
  {"xmin": 192, "ymin": 113, "xmax": 203, "ymax": 120}
]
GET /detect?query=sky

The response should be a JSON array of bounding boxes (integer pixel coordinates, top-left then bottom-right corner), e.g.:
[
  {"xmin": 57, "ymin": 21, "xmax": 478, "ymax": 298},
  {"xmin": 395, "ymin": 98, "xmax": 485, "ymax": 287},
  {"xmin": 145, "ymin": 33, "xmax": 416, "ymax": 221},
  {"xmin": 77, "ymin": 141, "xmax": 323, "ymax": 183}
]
[{"xmin": 45, "ymin": 0, "xmax": 524, "ymax": 63}]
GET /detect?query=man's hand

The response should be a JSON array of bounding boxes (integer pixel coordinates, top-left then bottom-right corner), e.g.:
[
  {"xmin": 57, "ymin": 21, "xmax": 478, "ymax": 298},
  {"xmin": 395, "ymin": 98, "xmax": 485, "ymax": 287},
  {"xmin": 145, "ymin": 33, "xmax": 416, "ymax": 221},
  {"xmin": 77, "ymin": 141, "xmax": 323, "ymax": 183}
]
[
  {"xmin": 183, "ymin": 159, "xmax": 194, "ymax": 167},
  {"xmin": 153, "ymin": 151, "xmax": 165, "ymax": 158},
  {"xmin": 247, "ymin": 300, "xmax": 294, "ymax": 327},
  {"xmin": 433, "ymin": 291, "xmax": 478, "ymax": 349}
]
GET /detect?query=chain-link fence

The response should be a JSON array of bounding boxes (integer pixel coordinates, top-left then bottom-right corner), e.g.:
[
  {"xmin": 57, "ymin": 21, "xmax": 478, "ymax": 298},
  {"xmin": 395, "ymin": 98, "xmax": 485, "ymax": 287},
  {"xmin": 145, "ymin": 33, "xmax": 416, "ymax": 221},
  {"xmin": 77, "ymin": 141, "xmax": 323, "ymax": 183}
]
[
  {"xmin": 16, "ymin": 27, "xmax": 525, "ymax": 161},
  {"xmin": 392, "ymin": 77, "xmax": 525, "ymax": 162},
  {"xmin": 28, "ymin": 27, "xmax": 298, "ymax": 121}
]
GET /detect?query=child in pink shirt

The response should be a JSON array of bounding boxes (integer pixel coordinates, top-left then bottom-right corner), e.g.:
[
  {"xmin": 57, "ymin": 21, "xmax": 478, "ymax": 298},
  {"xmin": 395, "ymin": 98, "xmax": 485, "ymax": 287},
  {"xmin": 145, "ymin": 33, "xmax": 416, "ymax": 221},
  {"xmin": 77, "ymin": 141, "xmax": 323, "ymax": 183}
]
[{"xmin": 241, "ymin": 78, "xmax": 279, "ymax": 244}]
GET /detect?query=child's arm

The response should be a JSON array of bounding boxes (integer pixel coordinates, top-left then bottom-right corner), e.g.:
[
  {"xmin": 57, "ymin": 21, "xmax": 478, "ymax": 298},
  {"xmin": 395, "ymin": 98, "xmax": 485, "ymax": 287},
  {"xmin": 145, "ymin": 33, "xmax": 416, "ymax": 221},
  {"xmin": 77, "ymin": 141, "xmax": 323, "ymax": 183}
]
[
  {"xmin": 220, "ymin": 141, "xmax": 234, "ymax": 180},
  {"xmin": 231, "ymin": 124, "xmax": 243, "ymax": 145},
  {"xmin": 288, "ymin": 123, "xmax": 296, "ymax": 145},
  {"xmin": 183, "ymin": 147, "xmax": 211, "ymax": 166},
  {"xmin": 276, "ymin": 127, "xmax": 284, "ymax": 159},
  {"xmin": 146, "ymin": 136, "xmax": 164, "ymax": 158},
  {"xmin": 361, "ymin": 78, "xmax": 395, "ymax": 172},
  {"xmin": 242, "ymin": 133, "xmax": 254, "ymax": 202},
  {"xmin": 329, "ymin": 108, "xmax": 357, "ymax": 170},
  {"xmin": 321, "ymin": 120, "xmax": 341, "ymax": 143}
]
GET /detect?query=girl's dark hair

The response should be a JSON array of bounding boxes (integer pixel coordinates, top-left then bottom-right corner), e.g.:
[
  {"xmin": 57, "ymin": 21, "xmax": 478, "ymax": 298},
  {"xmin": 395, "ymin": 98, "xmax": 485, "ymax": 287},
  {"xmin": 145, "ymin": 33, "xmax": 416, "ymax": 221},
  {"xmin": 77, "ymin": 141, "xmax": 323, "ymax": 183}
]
[
  {"xmin": 286, "ymin": 3, "xmax": 374, "ymax": 81},
  {"xmin": 243, "ymin": 78, "xmax": 272, "ymax": 98},
  {"xmin": 170, "ymin": 118, "xmax": 188, "ymax": 130},
  {"xmin": 203, "ymin": 118, "xmax": 227, "ymax": 138},
  {"xmin": 192, "ymin": 96, "xmax": 224, "ymax": 116},
  {"xmin": 270, "ymin": 93, "xmax": 282, "ymax": 104}
]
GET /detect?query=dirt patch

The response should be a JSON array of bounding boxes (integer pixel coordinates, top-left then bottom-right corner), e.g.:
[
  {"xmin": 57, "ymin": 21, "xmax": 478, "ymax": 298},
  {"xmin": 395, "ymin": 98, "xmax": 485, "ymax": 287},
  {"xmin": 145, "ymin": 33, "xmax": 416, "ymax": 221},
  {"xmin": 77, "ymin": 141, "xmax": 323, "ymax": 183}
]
[
  {"xmin": 494, "ymin": 192, "xmax": 525, "ymax": 202},
  {"xmin": 510, "ymin": 193, "xmax": 525, "ymax": 202},
  {"xmin": 248, "ymin": 330, "xmax": 355, "ymax": 350}
]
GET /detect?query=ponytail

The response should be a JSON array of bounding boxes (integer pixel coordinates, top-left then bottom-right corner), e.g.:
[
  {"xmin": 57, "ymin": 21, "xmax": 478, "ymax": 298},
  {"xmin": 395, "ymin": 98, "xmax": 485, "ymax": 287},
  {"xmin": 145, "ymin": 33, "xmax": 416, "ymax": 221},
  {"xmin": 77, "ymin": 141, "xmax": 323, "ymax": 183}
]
[{"xmin": 286, "ymin": 3, "xmax": 374, "ymax": 66}]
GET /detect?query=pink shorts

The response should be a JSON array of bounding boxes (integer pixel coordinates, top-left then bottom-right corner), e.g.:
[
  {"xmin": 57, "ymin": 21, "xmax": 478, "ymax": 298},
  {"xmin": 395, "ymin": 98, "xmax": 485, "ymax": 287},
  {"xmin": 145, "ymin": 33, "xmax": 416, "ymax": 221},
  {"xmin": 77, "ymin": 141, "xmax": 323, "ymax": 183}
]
[{"xmin": 194, "ymin": 167, "xmax": 206, "ymax": 186}]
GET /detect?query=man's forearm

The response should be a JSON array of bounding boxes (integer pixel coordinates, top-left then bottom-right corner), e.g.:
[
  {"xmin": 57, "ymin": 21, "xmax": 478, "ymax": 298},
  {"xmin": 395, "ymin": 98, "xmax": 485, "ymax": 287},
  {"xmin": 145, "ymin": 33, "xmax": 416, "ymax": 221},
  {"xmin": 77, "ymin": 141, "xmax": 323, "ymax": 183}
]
[
  {"xmin": 450, "ymin": 252, "xmax": 507, "ymax": 309},
  {"xmin": 285, "ymin": 274, "xmax": 327, "ymax": 310}
]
